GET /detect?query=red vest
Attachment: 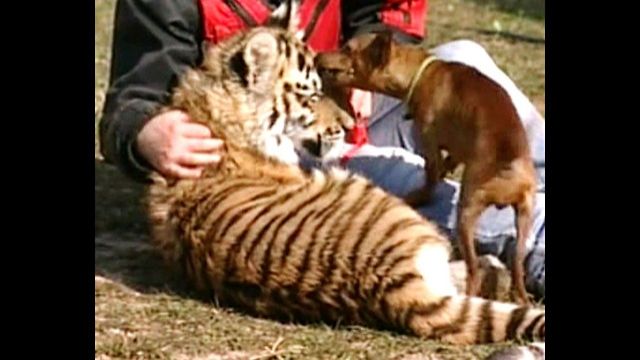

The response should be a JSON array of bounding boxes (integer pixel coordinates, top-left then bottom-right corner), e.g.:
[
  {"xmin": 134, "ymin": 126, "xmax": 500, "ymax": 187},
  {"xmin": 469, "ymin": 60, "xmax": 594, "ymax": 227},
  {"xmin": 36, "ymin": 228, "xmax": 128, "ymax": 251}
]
[
  {"xmin": 198, "ymin": 0, "xmax": 427, "ymax": 52},
  {"xmin": 197, "ymin": 0, "xmax": 428, "ymax": 155},
  {"xmin": 381, "ymin": 0, "xmax": 427, "ymax": 40}
]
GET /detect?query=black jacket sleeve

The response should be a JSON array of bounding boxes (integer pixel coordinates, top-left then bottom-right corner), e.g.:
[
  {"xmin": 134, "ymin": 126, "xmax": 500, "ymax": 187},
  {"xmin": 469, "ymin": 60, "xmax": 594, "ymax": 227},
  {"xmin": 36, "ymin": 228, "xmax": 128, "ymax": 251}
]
[
  {"xmin": 341, "ymin": 0, "xmax": 423, "ymax": 44},
  {"xmin": 99, "ymin": 0, "xmax": 203, "ymax": 182}
]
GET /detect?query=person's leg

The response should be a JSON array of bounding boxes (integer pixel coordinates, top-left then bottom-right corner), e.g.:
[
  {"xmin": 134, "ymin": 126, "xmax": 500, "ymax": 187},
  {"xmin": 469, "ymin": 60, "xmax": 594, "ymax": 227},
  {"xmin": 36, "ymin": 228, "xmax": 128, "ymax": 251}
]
[
  {"xmin": 366, "ymin": 93, "xmax": 422, "ymax": 154},
  {"xmin": 344, "ymin": 152, "xmax": 546, "ymax": 300}
]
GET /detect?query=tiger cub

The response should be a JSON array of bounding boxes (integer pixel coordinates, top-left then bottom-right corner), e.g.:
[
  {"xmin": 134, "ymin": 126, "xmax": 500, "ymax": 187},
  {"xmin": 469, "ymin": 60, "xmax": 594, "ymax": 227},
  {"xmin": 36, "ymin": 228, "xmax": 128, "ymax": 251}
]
[{"xmin": 147, "ymin": 0, "xmax": 545, "ymax": 345}]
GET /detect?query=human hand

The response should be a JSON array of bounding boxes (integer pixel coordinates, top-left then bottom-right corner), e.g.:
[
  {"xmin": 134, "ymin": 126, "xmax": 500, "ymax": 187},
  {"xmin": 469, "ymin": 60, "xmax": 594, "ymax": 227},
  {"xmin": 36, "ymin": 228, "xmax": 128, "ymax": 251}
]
[{"xmin": 136, "ymin": 110, "xmax": 224, "ymax": 179}]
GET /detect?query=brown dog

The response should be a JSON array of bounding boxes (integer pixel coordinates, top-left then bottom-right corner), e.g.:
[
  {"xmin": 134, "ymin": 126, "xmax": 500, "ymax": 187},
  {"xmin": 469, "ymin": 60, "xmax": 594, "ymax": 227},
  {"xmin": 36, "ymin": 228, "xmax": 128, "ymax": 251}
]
[{"xmin": 316, "ymin": 32, "xmax": 537, "ymax": 305}]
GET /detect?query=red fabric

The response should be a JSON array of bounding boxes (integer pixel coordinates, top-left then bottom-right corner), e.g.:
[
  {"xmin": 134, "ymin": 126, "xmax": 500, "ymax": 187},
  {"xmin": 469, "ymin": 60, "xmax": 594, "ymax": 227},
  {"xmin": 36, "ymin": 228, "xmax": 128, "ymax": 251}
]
[
  {"xmin": 380, "ymin": 0, "xmax": 428, "ymax": 38},
  {"xmin": 199, "ymin": 1, "xmax": 265, "ymax": 44},
  {"xmin": 298, "ymin": 0, "xmax": 342, "ymax": 52},
  {"xmin": 198, "ymin": 0, "xmax": 341, "ymax": 52},
  {"xmin": 198, "ymin": 0, "xmax": 428, "ymax": 50},
  {"xmin": 349, "ymin": 122, "xmax": 369, "ymax": 145},
  {"xmin": 339, "ymin": 123, "xmax": 368, "ymax": 166},
  {"xmin": 340, "ymin": 89, "xmax": 371, "ymax": 166}
]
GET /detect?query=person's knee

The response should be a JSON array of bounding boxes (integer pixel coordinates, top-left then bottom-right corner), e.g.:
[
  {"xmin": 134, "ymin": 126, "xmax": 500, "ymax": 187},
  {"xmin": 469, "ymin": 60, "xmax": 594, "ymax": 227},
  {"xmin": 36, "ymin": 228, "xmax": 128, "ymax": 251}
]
[
  {"xmin": 449, "ymin": 38, "xmax": 486, "ymax": 51},
  {"xmin": 439, "ymin": 39, "xmax": 491, "ymax": 59}
]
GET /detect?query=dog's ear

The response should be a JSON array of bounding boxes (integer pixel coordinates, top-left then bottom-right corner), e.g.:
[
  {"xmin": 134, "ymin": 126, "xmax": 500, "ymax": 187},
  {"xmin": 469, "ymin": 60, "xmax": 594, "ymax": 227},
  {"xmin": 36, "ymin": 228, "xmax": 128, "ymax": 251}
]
[{"xmin": 366, "ymin": 31, "xmax": 393, "ymax": 68}]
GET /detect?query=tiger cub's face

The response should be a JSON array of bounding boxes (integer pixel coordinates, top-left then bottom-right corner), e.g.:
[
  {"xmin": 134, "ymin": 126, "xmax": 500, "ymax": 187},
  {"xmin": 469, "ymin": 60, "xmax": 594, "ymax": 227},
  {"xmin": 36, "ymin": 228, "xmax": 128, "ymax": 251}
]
[
  {"xmin": 227, "ymin": 0, "xmax": 338, "ymax": 165},
  {"xmin": 236, "ymin": 2, "xmax": 323, "ymax": 164},
  {"xmin": 243, "ymin": 29, "xmax": 325, "ymax": 165},
  {"xmin": 289, "ymin": 96, "xmax": 355, "ymax": 159}
]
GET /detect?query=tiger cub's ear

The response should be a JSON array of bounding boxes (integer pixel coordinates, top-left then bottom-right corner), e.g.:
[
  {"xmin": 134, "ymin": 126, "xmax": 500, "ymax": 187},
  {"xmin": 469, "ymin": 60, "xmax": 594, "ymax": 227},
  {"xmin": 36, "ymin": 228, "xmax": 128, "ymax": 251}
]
[
  {"xmin": 266, "ymin": 0, "xmax": 304, "ymax": 40},
  {"xmin": 242, "ymin": 32, "xmax": 279, "ymax": 93}
]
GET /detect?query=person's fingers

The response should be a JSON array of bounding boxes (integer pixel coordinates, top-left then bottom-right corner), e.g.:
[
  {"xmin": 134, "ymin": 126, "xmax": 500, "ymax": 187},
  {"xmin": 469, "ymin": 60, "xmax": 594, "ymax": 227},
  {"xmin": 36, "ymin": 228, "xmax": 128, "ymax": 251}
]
[
  {"xmin": 166, "ymin": 110, "xmax": 192, "ymax": 122},
  {"xmin": 179, "ymin": 122, "xmax": 213, "ymax": 138},
  {"xmin": 186, "ymin": 138, "xmax": 225, "ymax": 153},
  {"xmin": 135, "ymin": 109, "xmax": 223, "ymax": 179},
  {"xmin": 177, "ymin": 152, "xmax": 222, "ymax": 166}
]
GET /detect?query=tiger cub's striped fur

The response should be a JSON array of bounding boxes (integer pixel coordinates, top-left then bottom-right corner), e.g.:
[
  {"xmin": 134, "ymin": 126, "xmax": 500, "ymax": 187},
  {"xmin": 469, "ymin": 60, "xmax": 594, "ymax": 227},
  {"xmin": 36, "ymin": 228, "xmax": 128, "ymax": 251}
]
[{"xmin": 147, "ymin": 0, "xmax": 544, "ymax": 345}]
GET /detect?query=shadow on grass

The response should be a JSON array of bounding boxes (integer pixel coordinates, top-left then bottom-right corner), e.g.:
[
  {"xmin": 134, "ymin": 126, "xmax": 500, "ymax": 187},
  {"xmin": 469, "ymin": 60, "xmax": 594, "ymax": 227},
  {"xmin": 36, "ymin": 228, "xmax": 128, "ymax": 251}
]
[{"xmin": 95, "ymin": 159, "xmax": 200, "ymax": 299}]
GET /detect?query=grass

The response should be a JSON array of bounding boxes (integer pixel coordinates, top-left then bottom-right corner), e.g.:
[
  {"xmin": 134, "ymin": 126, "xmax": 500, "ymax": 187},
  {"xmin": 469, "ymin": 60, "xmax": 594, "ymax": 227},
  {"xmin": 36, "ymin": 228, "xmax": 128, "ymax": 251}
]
[
  {"xmin": 95, "ymin": 0, "xmax": 544, "ymax": 358},
  {"xmin": 95, "ymin": 0, "xmax": 115, "ymax": 159},
  {"xmin": 425, "ymin": 0, "xmax": 545, "ymax": 114}
]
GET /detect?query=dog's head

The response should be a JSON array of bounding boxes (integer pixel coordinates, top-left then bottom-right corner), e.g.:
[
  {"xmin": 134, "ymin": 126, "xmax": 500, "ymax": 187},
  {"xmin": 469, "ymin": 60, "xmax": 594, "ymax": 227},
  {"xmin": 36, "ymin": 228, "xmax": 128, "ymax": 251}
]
[{"xmin": 315, "ymin": 31, "xmax": 396, "ymax": 91}]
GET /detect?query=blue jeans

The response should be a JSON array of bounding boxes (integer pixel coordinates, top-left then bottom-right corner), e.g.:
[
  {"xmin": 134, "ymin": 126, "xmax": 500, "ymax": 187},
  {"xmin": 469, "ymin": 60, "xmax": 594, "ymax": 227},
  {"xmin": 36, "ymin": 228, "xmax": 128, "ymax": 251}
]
[{"xmin": 342, "ymin": 40, "xmax": 546, "ymax": 300}]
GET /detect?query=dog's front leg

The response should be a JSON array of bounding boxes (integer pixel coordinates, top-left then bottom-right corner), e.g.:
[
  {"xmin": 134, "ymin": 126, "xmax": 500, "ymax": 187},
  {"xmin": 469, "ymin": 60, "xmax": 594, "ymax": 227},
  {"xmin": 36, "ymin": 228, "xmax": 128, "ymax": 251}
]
[
  {"xmin": 424, "ymin": 129, "xmax": 446, "ymax": 195},
  {"xmin": 403, "ymin": 130, "xmax": 442, "ymax": 206}
]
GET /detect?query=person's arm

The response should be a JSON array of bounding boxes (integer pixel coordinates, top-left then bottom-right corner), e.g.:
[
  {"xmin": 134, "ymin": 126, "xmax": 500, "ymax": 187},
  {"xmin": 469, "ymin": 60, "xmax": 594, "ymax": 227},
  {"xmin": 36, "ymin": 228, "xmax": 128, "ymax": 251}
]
[{"xmin": 99, "ymin": 0, "xmax": 203, "ymax": 182}]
